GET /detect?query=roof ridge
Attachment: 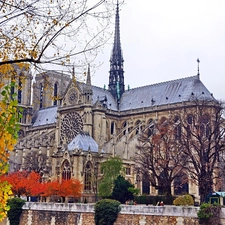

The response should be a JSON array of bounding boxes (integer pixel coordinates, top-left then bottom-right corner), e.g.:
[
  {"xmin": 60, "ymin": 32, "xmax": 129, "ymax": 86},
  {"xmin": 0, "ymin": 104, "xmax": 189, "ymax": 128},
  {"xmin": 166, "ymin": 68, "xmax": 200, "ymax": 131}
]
[
  {"xmin": 38, "ymin": 106, "xmax": 58, "ymax": 111},
  {"xmin": 92, "ymin": 84, "xmax": 108, "ymax": 91},
  {"xmin": 126, "ymin": 75, "xmax": 199, "ymax": 92}
]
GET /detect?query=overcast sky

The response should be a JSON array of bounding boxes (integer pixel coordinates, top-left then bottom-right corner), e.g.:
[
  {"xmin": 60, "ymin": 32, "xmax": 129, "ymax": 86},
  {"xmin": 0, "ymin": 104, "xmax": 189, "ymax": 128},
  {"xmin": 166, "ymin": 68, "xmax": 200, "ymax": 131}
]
[{"xmin": 91, "ymin": 0, "xmax": 225, "ymax": 101}]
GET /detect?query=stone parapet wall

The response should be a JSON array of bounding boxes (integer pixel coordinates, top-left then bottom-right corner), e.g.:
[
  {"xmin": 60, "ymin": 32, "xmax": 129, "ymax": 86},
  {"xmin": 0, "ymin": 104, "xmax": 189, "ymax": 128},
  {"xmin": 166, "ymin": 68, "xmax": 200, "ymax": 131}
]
[
  {"xmin": 1, "ymin": 202, "xmax": 225, "ymax": 225},
  {"xmin": 22, "ymin": 202, "xmax": 199, "ymax": 217},
  {"xmin": 19, "ymin": 212, "xmax": 199, "ymax": 225},
  {"xmin": 20, "ymin": 203, "xmax": 200, "ymax": 225}
]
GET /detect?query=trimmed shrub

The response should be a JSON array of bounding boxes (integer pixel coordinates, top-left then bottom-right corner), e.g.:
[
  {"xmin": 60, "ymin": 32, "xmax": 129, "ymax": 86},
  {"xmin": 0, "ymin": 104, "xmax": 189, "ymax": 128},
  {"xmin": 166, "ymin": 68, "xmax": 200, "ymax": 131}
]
[
  {"xmin": 197, "ymin": 203, "xmax": 221, "ymax": 225},
  {"xmin": 7, "ymin": 197, "xmax": 26, "ymax": 225},
  {"xmin": 94, "ymin": 199, "xmax": 121, "ymax": 225},
  {"xmin": 173, "ymin": 195, "xmax": 194, "ymax": 206}
]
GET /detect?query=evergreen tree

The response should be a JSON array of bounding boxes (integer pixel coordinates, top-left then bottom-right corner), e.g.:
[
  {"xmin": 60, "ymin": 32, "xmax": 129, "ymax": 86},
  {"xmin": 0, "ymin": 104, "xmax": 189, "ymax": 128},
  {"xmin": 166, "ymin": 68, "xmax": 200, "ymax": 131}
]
[{"xmin": 111, "ymin": 175, "xmax": 134, "ymax": 204}]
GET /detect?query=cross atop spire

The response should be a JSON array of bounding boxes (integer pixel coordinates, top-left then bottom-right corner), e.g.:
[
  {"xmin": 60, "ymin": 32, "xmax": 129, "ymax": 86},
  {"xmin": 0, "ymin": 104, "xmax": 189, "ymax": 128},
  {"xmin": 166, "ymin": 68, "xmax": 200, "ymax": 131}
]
[
  {"xmin": 108, "ymin": 1, "xmax": 125, "ymax": 102},
  {"xmin": 197, "ymin": 58, "xmax": 200, "ymax": 79}
]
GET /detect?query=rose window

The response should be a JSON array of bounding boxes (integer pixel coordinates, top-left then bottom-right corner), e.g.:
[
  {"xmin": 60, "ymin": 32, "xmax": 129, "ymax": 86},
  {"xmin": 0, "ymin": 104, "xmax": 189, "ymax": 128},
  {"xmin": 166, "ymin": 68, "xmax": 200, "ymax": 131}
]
[
  {"xmin": 68, "ymin": 88, "xmax": 78, "ymax": 105},
  {"xmin": 60, "ymin": 112, "xmax": 83, "ymax": 144}
]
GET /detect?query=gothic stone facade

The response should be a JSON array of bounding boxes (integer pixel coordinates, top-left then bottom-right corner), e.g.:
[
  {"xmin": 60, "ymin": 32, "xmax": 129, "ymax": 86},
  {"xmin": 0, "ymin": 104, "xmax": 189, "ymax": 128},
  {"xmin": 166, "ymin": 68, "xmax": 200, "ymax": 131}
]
[
  {"xmin": 9, "ymin": 70, "xmax": 217, "ymax": 202},
  {"xmin": 8, "ymin": 2, "xmax": 219, "ymax": 202}
]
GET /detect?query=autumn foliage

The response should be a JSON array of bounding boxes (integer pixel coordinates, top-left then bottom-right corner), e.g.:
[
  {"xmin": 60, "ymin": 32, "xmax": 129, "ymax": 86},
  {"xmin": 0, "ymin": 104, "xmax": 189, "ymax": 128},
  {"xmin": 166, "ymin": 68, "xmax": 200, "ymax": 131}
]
[
  {"xmin": 2, "ymin": 171, "xmax": 83, "ymax": 200},
  {"xmin": 0, "ymin": 0, "xmax": 117, "ymax": 72},
  {"xmin": 44, "ymin": 178, "xmax": 83, "ymax": 199},
  {"xmin": 0, "ymin": 83, "xmax": 21, "ymax": 220},
  {"xmin": 1, "ymin": 171, "xmax": 28, "ymax": 197},
  {"xmin": 0, "ymin": 0, "xmax": 115, "ymax": 220},
  {"xmin": 0, "ymin": 83, "xmax": 21, "ymax": 174}
]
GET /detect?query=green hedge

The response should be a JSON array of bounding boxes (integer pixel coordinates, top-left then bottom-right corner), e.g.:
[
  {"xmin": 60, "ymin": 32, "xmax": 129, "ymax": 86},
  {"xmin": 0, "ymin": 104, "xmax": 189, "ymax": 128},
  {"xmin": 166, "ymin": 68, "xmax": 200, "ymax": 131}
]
[{"xmin": 134, "ymin": 195, "xmax": 176, "ymax": 205}]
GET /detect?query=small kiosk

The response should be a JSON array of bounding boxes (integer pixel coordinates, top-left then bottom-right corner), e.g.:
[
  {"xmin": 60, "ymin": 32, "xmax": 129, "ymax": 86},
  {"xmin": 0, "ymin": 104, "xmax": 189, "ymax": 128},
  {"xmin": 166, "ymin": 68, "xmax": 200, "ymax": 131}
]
[{"xmin": 207, "ymin": 192, "xmax": 225, "ymax": 205}]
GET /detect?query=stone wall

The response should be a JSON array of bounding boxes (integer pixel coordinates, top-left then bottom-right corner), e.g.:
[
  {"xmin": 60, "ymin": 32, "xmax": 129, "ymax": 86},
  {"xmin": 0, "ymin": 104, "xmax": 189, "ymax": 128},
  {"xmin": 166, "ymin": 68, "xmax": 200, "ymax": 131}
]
[
  {"xmin": 1, "ymin": 202, "xmax": 225, "ymax": 225},
  {"xmin": 19, "ymin": 212, "xmax": 199, "ymax": 225}
]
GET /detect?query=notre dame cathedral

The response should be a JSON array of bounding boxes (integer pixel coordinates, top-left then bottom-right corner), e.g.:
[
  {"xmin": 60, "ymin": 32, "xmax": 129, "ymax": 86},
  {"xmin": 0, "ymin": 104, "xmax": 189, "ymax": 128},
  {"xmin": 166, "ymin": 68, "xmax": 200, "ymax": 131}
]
[{"xmin": 8, "ymin": 3, "xmax": 217, "ymax": 202}]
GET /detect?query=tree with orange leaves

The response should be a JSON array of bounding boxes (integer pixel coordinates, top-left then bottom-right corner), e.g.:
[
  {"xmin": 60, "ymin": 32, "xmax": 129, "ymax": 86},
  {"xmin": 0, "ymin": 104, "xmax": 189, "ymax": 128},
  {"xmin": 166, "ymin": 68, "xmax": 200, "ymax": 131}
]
[
  {"xmin": 3, "ymin": 170, "xmax": 83, "ymax": 203},
  {"xmin": 25, "ymin": 171, "xmax": 46, "ymax": 197},
  {"xmin": 44, "ymin": 179, "xmax": 83, "ymax": 202},
  {"xmin": 2, "ymin": 171, "xmax": 47, "ymax": 198},
  {"xmin": 2, "ymin": 171, "xmax": 28, "ymax": 197},
  {"xmin": 59, "ymin": 179, "xmax": 83, "ymax": 199},
  {"xmin": 43, "ymin": 180, "xmax": 61, "ymax": 198}
]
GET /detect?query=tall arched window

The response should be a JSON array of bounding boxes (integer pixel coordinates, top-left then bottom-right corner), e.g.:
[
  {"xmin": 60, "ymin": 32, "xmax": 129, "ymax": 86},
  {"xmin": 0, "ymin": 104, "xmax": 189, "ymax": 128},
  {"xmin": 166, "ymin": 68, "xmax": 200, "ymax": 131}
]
[
  {"xmin": 148, "ymin": 119, "xmax": 154, "ymax": 137},
  {"xmin": 174, "ymin": 116, "xmax": 181, "ymax": 140},
  {"xmin": 111, "ymin": 121, "xmax": 115, "ymax": 135},
  {"xmin": 53, "ymin": 83, "xmax": 58, "ymax": 106},
  {"xmin": 18, "ymin": 74, "xmax": 22, "ymax": 104},
  {"xmin": 62, "ymin": 160, "xmax": 71, "ymax": 180},
  {"xmin": 136, "ymin": 175, "xmax": 141, "ymax": 191},
  {"xmin": 187, "ymin": 114, "xmax": 193, "ymax": 138},
  {"xmin": 135, "ymin": 120, "xmax": 141, "ymax": 135},
  {"xmin": 158, "ymin": 171, "xmax": 168, "ymax": 195},
  {"xmin": 174, "ymin": 172, "xmax": 189, "ymax": 195},
  {"xmin": 142, "ymin": 171, "xmax": 150, "ymax": 195},
  {"xmin": 84, "ymin": 162, "xmax": 92, "ymax": 191},
  {"xmin": 40, "ymin": 83, "xmax": 43, "ymax": 108},
  {"xmin": 159, "ymin": 117, "xmax": 168, "ymax": 138},
  {"xmin": 123, "ymin": 121, "xmax": 127, "ymax": 135},
  {"xmin": 200, "ymin": 114, "xmax": 210, "ymax": 138}
]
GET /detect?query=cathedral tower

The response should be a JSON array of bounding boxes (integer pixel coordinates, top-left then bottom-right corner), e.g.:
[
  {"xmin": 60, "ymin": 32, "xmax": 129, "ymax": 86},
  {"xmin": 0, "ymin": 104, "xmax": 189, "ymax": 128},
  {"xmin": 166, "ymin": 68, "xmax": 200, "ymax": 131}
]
[
  {"xmin": 32, "ymin": 71, "xmax": 70, "ymax": 112},
  {"xmin": 108, "ymin": 1, "xmax": 124, "ymax": 101}
]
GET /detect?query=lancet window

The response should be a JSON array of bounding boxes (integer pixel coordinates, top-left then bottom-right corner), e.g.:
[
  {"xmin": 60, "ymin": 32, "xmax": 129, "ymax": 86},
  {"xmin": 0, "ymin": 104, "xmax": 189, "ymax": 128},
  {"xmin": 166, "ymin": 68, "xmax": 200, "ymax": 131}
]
[
  {"xmin": 62, "ymin": 160, "xmax": 71, "ymax": 180},
  {"xmin": 84, "ymin": 162, "xmax": 92, "ymax": 191},
  {"xmin": 53, "ymin": 83, "xmax": 58, "ymax": 106},
  {"xmin": 18, "ymin": 74, "xmax": 22, "ymax": 104},
  {"xmin": 40, "ymin": 83, "xmax": 43, "ymax": 108}
]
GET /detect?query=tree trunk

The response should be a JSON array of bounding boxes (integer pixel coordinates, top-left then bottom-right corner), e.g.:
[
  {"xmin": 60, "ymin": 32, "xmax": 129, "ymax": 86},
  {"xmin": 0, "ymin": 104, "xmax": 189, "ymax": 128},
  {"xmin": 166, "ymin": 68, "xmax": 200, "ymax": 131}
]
[{"xmin": 199, "ymin": 173, "xmax": 213, "ymax": 204}]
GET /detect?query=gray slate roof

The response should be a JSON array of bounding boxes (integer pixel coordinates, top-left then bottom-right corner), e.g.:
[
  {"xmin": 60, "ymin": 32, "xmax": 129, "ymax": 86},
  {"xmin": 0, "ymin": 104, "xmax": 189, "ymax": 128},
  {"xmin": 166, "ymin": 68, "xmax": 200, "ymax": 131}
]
[
  {"xmin": 81, "ymin": 75, "xmax": 215, "ymax": 112},
  {"xmin": 119, "ymin": 75, "xmax": 215, "ymax": 111},
  {"xmin": 32, "ymin": 75, "xmax": 215, "ymax": 127},
  {"xmin": 67, "ymin": 133, "xmax": 98, "ymax": 152},
  {"xmin": 92, "ymin": 85, "xmax": 118, "ymax": 110},
  {"xmin": 32, "ymin": 106, "xmax": 57, "ymax": 127}
]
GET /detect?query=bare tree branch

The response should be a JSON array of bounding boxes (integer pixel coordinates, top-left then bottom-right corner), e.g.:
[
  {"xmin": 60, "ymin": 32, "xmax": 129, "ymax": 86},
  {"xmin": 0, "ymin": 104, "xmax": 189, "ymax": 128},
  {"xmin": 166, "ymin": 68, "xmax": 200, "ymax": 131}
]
[{"xmin": 0, "ymin": 0, "xmax": 122, "ymax": 73}]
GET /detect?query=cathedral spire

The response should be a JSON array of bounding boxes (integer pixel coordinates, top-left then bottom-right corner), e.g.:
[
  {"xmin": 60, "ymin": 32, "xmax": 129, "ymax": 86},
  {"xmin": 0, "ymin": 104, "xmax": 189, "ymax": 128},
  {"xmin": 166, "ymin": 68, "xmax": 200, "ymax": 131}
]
[
  {"xmin": 84, "ymin": 64, "xmax": 92, "ymax": 104},
  {"xmin": 86, "ymin": 64, "xmax": 91, "ymax": 87},
  {"xmin": 108, "ymin": 1, "xmax": 124, "ymax": 101}
]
